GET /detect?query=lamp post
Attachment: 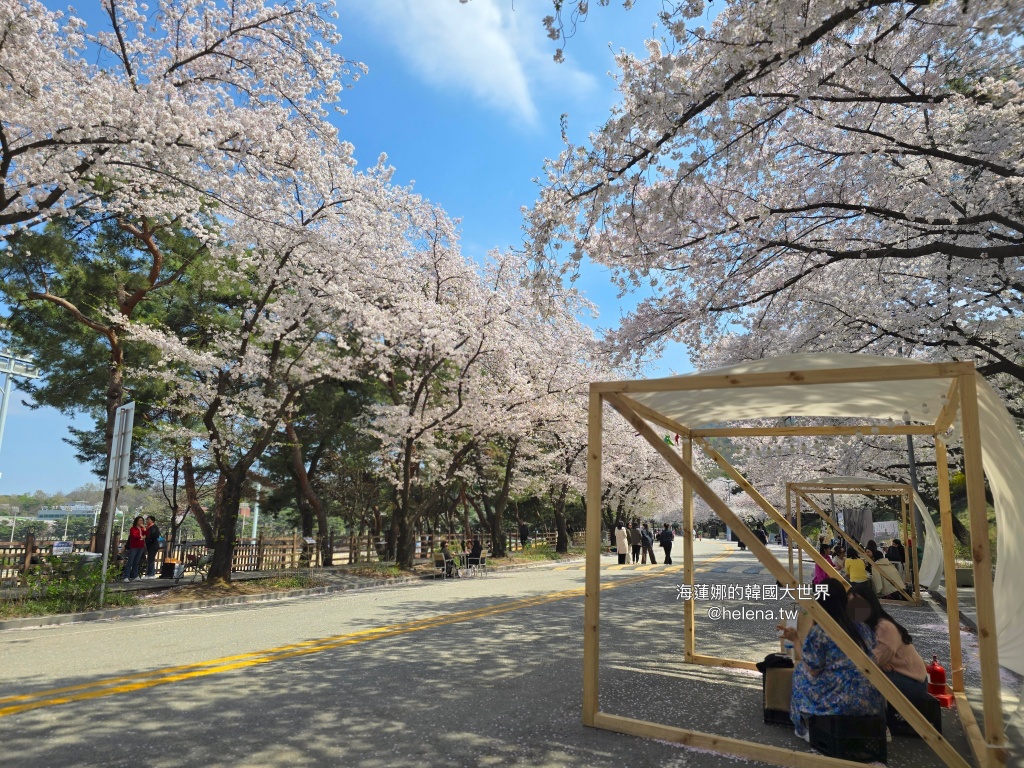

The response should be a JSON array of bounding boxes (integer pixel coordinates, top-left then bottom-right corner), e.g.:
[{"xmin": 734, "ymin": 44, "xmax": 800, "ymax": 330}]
[{"xmin": 0, "ymin": 352, "xmax": 40, "ymax": 483}]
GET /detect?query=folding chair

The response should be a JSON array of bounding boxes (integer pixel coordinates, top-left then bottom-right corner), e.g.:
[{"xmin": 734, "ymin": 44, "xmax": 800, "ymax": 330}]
[{"xmin": 176, "ymin": 553, "xmax": 213, "ymax": 583}]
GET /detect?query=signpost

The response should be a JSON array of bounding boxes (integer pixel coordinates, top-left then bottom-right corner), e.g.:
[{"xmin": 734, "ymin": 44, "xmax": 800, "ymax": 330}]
[
  {"xmin": 51, "ymin": 541, "xmax": 74, "ymax": 556},
  {"xmin": 98, "ymin": 402, "xmax": 135, "ymax": 607}
]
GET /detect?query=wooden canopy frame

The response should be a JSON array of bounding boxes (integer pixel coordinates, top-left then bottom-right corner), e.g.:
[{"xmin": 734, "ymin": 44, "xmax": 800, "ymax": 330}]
[
  {"xmin": 584, "ymin": 361, "xmax": 1006, "ymax": 767},
  {"xmin": 786, "ymin": 480, "xmax": 920, "ymax": 605}
]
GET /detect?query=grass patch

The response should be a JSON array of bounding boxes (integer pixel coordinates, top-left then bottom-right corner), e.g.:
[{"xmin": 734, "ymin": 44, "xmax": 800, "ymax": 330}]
[
  {"xmin": 0, "ymin": 588, "xmax": 138, "ymax": 619},
  {"xmin": 952, "ymin": 502, "xmax": 997, "ymax": 567},
  {"xmin": 260, "ymin": 575, "xmax": 321, "ymax": 590},
  {"xmin": 344, "ymin": 563, "xmax": 404, "ymax": 579},
  {"xmin": 506, "ymin": 544, "xmax": 583, "ymax": 562}
]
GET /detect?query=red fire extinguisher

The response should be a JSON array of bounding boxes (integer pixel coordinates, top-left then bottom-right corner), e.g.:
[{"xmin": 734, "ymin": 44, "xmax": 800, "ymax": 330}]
[{"xmin": 927, "ymin": 655, "xmax": 947, "ymax": 697}]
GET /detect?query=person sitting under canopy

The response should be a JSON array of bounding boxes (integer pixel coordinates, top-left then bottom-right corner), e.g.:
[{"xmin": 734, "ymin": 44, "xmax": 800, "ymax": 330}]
[{"xmin": 778, "ymin": 578, "xmax": 883, "ymax": 742}]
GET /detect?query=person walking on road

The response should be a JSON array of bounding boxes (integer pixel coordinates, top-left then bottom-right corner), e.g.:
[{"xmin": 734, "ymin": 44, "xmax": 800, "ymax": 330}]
[
  {"xmin": 614, "ymin": 521, "xmax": 629, "ymax": 565},
  {"xmin": 628, "ymin": 522, "xmax": 642, "ymax": 564},
  {"xmin": 640, "ymin": 523, "xmax": 657, "ymax": 564},
  {"xmin": 143, "ymin": 515, "xmax": 161, "ymax": 578},
  {"xmin": 122, "ymin": 516, "xmax": 146, "ymax": 582},
  {"xmin": 658, "ymin": 523, "xmax": 674, "ymax": 565}
]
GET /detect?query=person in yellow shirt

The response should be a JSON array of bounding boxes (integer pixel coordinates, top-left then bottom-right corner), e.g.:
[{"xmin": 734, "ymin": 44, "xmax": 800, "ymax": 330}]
[{"xmin": 844, "ymin": 552, "xmax": 870, "ymax": 584}]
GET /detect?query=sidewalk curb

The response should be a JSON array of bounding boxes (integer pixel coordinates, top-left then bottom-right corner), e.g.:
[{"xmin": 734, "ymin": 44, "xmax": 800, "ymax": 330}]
[
  {"xmin": 927, "ymin": 588, "xmax": 978, "ymax": 633},
  {"xmin": 0, "ymin": 556, "xmax": 587, "ymax": 631},
  {"xmin": 0, "ymin": 576, "xmax": 421, "ymax": 631}
]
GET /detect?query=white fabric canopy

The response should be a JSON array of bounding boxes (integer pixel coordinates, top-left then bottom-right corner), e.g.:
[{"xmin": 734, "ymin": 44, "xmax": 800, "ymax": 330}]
[{"xmin": 626, "ymin": 353, "xmax": 1024, "ymax": 675}]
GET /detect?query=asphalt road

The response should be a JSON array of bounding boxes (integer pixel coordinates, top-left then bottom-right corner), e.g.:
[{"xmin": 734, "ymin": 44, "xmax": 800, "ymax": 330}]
[{"xmin": 0, "ymin": 541, "xmax": 982, "ymax": 767}]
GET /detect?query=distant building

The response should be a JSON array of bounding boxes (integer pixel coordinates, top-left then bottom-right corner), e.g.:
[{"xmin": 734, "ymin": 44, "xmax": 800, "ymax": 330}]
[{"xmin": 36, "ymin": 502, "xmax": 100, "ymax": 521}]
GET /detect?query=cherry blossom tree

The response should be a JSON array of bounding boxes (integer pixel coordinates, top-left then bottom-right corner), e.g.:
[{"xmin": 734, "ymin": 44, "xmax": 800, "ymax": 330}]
[
  {"xmin": 599, "ymin": 411, "xmax": 679, "ymax": 531},
  {"xmin": 128, "ymin": 165, "xmax": 406, "ymax": 582},
  {"xmin": 460, "ymin": 275, "xmax": 598, "ymax": 556},
  {"xmin": 0, "ymin": 0, "xmax": 360, "ymax": 234},
  {"xmin": 1, "ymin": 0, "xmax": 362, "ymax": 551},
  {"xmin": 527, "ymin": 0, "xmax": 1024, "ymax": 409}
]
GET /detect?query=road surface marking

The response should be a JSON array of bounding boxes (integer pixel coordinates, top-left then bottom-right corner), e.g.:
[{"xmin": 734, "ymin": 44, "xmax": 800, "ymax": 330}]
[{"xmin": 0, "ymin": 548, "xmax": 735, "ymax": 718}]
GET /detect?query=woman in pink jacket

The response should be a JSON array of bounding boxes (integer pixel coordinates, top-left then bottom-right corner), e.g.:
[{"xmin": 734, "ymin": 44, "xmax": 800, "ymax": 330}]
[
  {"xmin": 811, "ymin": 542, "xmax": 835, "ymax": 585},
  {"xmin": 850, "ymin": 583, "xmax": 927, "ymax": 700},
  {"xmin": 122, "ymin": 516, "xmax": 147, "ymax": 582}
]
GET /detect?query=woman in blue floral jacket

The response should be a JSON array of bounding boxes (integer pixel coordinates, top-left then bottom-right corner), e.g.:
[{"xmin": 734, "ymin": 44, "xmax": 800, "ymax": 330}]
[{"xmin": 779, "ymin": 578, "xmax": 883, "ymax": 741}]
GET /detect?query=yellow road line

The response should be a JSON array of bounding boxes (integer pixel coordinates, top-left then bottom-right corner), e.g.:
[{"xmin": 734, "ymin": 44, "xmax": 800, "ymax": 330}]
[{"xmin": 0, "ymin": 547, "xmax": 734, "ymax": 719}]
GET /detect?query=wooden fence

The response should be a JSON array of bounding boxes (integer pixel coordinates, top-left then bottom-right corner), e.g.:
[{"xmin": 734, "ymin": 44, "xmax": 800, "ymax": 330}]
[
  {"xmin": 1, "ymin": 529, "xmax": 569, "ymax": 586},
  {"xmin": 337, "ymin": 530, "xmax": 562, "ymax": 563}
]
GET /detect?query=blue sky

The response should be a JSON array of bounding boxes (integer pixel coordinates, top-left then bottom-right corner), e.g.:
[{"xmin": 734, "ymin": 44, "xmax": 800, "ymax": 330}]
[{"xmin": 3, "ymin": 0, "xmax": 693, "ymax": 495}]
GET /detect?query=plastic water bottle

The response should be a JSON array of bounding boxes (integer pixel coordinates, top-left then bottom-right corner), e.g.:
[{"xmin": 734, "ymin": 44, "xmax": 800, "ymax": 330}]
[{"xmin": 782, "ymin": 614, "xmax": 799, "ymax": 660}]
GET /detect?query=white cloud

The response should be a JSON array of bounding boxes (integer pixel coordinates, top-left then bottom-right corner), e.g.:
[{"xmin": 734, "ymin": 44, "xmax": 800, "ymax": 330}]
[{"xmin": 350, "ymin": 0, "xmax": 596, "ymax": 125}]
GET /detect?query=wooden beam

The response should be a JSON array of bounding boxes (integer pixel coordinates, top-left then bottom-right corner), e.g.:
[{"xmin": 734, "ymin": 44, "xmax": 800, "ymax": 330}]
[
  {"xmin": 603, "ymin": 392, "xmax": 969, "ymax": 768},
  {"xmin": 793, "ymin": 482, "xmax": 907, "ymax": 494},
  {"xmin": 955, "ymin": 691, "xmax": 989, "ymax": 768},
  {"xmin": 958, "ymin": 373, "xmax": 1007, "ymax": 765},
  {"xmin": 682, "ymin": 438, "xmax": 695, "ymax": 663},
  {"xmin": 689, "ymin": 654, "xmax": 759, "ymax": 671},
  {"xmin": 796, "ymin": 490, "xmax": 916, "ymax": 604},
  {"xmin": 933, "ymin": 378, "xmax": 961, "ymax": 435},
  {"xmin": 693, "ymin": 424, "xmax": 933, "ymax": 437},
  {"xmin": 592, "ymin": 712, "xmax": 871, "ymax": 768},
  {"xmin": 786, "ymin": 486, "xmax": 794, "ymax": 577},
  {"xmin": 583, "ymin": 389, "xmax": 602, "ymax": 726},
  {"xmin": 799, "ymin": 490, "xmax": 906, "ymax": 497},
  {"xmin": 796, "ymin": 493, "xmax": 804, "ymax": 583},
  {"xmin": 617, "ymin": 394, "xmax": 693, "ymax": 438},
  {"xmin": 935, "ymin": 437, "xmax": 965, "ymax": 693},
  {"xmin": 590, "ymin": 360, "xmax": 972, "ymax": 394},
  {"xmin": 694, "ymin": 438, "xmax": 847, "ymax": 587}
]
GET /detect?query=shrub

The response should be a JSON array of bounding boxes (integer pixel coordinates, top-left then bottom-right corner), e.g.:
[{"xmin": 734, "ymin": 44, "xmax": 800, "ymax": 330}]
[{"xmin": 21, "ymin": 554, "xmax": 138, "ymax": 614}]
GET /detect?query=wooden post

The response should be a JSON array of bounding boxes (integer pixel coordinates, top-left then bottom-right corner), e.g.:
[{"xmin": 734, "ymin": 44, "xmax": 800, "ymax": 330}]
[
  {"xmin": 20, "ymin": 533, "xmax": 34, "ymax": 586},
  {"xmin": 682, "ymin": 438, "xmax": 695, "ymax": 662},
  {"xmin": 958, "ymin": 373, "xmax": 1007, "ymax": 765},
  {"xmin": 256, "ymin": 534, "xmax": 264, "ymax": 571},
  {"xmin": 935, "ymin": 437, "xmax": 965, "ymax": 693},
  {"xmin": 796, "ymin": 495, "xmax": 803, "ymax": 583},
  {"xmin": 604, "ymin": 392, "xmax": 969, "ymax": 768},
  {"xmin": 292, "ymin": 531, "xmax": 299, "ymax": 570},
  {"xmin": 899, "ymin": 493, "xmax": 909, "ymax": 581},
  {"xmin": 786, "ymin": 486, "xmax": 793, "ymax": 578},
  {"xmin": 583, "ymin": 388, "xmax": 603, "ymax": 727}
]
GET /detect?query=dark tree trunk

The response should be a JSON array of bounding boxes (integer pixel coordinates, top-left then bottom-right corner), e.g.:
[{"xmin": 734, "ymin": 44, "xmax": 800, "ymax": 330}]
[
  {"xmin": 488, "ymin": 441, "xmax": 518, "ymax": 556},
  {"xmin": 93, "ymin": 339, "xmax": 123, "ymax": 553},
  {"xmin": 207, "ymin": 468, "xmax": 245, "ymax": 583},
  {"xmin": 183, "ymin": 453, "xmax": 215, "ymax": 547},
  {"xmin": 552, "ymin": 482, "xmax": 570, "ymax": 553},
  {"xmin": 286, "ymin": 421, "xmax": 332, "ymax": 565}
]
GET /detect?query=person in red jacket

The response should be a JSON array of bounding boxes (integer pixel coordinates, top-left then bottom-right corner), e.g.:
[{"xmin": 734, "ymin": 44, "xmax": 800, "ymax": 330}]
[{"xmin": 123, "ymin": 516, "xmax": 147, "ymax": 582}]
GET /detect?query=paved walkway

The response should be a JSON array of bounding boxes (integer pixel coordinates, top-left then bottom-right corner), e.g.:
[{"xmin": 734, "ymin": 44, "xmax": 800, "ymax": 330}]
[{"xmin": 2, "ymin": 541, "xmax": 1020, "ymax": 766}]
